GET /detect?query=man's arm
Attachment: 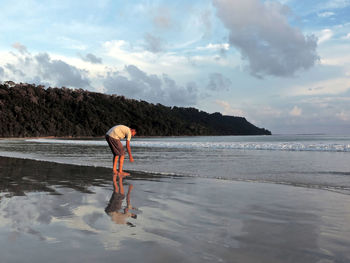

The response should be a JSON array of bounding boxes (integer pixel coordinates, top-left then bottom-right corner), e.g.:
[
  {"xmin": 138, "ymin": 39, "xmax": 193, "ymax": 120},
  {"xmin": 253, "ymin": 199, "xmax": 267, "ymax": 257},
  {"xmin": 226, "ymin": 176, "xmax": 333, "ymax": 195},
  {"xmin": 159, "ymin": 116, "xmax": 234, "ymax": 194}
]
[{"xmin": 126, "ymin": 140, "xmax": 134, "ymax": 162}]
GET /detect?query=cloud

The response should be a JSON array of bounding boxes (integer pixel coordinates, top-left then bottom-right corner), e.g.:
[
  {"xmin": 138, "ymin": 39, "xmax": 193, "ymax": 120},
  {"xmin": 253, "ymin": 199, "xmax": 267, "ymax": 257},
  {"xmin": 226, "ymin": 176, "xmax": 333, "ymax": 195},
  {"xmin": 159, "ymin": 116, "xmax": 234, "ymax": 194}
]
[
  {"xmin": 79, "ymin": 53, "xmax": 102, "ymax": 64},
  {"xmin": 215, "ymin": 100, "xmax": 245, "ymax": 116},
  {"xmin": 3, "ymin": 44, "xmax": 91, "ymax": 88},
  {"xmin": 196, "ymin": 43, "xmax": 230, "ymax": 58},
  {"xmin": 321, "ymin": 0, "xmax": 350, "ymax": 9},
  {"xmin": 289, "ymin": 106, "xmax": 302, "ymax": 116},
  {"xmin": 207, "ymin": 73, "xmax": 232, "ymax": 91},
  {"xmin": 318, "ymin": 29, "xmax": 333, "ymax": 44},
  {"xmin": 5, "ymin": 63, "xmax": 26, "ymax": 77},
  {"xmin": 197, "ymin": 43, "xmax": 229, "ymax": 51},
  {"xmin": 144, "ymin": 33, "xmax": 164, "ymax": 53},
  {"xmin": 213, "ymin": 0, "xmax": 319, "ymax": 77},
  {"xmin": 12, "ymin": 42, "xmax": 29, "ymax": 55},
  {"xmin": 318, "ymin": 11, "xmax": 335, "ymax": 17},
  {"xmin": 35, "ymin": 53, "xmax": 91, "ymax": 88},
  {"xmin": 103, "ymin": 39, "xmax": 198, "ymax": 78},
  {"xmin": 0, "ymin": 66, "xmax": 4, "ymax": 78},
  {"xmin": 103, "ymin": 65, "xmax": 198, "ymax": 106}
]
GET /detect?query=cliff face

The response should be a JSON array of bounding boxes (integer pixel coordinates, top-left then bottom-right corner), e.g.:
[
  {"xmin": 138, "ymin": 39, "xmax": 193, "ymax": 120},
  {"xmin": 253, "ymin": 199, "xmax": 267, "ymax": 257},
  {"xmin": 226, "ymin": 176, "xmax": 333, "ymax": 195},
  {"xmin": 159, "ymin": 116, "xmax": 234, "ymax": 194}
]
[{"xmin": 0, "ymin": 82, "xmax": 271, "ymax": 137}]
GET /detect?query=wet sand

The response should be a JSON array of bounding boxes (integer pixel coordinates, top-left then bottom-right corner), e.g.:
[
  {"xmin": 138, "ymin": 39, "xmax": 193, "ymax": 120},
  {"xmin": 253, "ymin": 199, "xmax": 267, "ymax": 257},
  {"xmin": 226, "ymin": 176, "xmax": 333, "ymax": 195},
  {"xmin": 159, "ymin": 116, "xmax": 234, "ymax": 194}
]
[{"xmin": 0, "ymin": 156, "xmax": 350, "ymax": 263}]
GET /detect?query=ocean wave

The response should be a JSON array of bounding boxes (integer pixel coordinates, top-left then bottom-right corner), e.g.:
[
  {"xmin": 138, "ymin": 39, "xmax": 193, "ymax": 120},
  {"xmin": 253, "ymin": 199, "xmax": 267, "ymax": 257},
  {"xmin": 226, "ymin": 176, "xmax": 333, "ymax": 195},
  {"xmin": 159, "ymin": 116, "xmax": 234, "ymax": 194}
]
[{"xmin": 26, "ymin": 138, "xmax": 350, "ymax": 152}]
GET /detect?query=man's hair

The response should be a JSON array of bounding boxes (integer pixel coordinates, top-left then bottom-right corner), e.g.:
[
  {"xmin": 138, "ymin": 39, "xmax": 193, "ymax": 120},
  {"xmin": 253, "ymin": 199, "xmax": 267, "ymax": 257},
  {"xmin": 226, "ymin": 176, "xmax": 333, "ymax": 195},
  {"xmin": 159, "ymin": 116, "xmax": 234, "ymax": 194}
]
[{"xmin": 129, "ymin": 125, "xmax": 138, "ymax": 131}]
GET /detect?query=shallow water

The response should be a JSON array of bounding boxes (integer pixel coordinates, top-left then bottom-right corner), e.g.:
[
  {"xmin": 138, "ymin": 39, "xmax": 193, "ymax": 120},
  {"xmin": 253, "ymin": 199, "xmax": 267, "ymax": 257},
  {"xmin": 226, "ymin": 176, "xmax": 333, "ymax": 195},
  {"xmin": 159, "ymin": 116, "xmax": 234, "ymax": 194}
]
[
  {"xmin": 1, "ymin": 135, "xmax": 350, "ymax": 193},
  {"xmin": 1, "ymin": 157, "xmax": 350, "ymax": 263}
]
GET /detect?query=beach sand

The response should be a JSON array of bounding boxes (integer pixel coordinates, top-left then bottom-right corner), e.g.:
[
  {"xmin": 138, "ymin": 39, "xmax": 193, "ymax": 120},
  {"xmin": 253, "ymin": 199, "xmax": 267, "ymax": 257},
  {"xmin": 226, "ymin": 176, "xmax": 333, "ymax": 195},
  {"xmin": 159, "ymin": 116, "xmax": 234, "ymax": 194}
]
[{"xmin": 0, "ymin": 156, "xmax": 349, "ymax": 263}]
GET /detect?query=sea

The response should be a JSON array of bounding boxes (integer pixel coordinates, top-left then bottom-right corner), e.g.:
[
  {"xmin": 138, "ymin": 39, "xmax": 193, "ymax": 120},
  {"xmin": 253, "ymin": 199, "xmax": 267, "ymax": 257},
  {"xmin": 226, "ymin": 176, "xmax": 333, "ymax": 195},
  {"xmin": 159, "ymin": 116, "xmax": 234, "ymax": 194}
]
[
  {"xmin": 1, "ymin": 134, "xmax": 350, "ymax": 194},
  {"xmin": 1, "ymin": 134, "xmax": 350, "ymax": 262}
]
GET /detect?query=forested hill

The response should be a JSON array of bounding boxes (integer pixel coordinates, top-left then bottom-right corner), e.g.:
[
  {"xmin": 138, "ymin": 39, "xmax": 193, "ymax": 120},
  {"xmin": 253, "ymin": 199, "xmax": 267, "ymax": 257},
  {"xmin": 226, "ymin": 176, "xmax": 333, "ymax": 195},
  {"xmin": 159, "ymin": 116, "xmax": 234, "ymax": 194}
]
[{"xmin": 0, "ymin": 82, "xmax": 271, "ymax": 137}]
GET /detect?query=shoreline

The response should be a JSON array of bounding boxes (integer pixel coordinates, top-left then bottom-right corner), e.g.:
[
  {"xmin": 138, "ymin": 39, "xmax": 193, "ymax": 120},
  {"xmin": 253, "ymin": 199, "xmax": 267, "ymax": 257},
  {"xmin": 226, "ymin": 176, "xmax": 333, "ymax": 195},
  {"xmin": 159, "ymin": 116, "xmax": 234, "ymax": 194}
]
[{"xmin": 0, "ymin": 155, "xmax": 349, "ymax": 197}]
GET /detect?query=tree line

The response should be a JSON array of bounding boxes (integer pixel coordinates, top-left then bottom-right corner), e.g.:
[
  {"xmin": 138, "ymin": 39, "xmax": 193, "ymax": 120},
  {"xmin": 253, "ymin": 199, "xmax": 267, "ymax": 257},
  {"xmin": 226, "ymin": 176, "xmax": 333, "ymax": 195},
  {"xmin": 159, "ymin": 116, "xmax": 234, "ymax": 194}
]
[{"xmin": 0, "ymin": 81, "xmax": 271, "ymax": 137}]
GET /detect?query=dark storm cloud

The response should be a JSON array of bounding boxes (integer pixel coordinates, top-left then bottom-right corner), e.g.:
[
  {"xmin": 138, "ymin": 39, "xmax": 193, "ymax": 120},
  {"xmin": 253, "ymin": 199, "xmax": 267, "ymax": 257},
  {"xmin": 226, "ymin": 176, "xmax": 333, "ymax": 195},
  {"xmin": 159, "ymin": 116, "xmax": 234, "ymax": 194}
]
[
  {"xmin": 213, "ymin": 0, "xmax": 319, "ymax": 77},
  {"xmin": 79, "ymin": 53, "xmax": 103, "ymax": 64},
  {"xmin": 103, "ymin": 65, "xmax": 198, "ymax": 106},
  {"xmin": 207, "ymin": 73, "xmax": 232, "ymax": 91}
]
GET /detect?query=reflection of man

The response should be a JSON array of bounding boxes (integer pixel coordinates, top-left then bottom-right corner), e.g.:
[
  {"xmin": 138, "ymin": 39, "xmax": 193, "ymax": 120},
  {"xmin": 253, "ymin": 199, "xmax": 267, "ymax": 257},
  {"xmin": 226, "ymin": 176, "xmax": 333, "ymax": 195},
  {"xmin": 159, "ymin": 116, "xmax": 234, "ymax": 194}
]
[{"xmin": 105, "ymin": 180, "xmax": 137, "ymax": 227}]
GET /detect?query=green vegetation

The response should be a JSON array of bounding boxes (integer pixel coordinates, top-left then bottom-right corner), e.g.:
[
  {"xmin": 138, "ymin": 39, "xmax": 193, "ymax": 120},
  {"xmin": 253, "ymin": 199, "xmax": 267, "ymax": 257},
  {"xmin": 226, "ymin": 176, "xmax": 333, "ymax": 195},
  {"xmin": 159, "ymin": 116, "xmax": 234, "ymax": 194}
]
[{"xmin": 0, "ymin": 82, "xmax": 271, "ymax": 137}]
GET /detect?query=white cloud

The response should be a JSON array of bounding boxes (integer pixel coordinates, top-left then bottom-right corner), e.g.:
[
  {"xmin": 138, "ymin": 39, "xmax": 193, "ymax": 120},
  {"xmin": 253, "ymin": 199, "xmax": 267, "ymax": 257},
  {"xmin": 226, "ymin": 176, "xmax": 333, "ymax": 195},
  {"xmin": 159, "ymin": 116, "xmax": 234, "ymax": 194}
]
[
  {"xmin": 289, "ymin": 106, "xmax": 302, "ymax": 116},
  {"xmin": 317, "ymin": 29, "xmax": 333, "ymax": 44},
  {"xmin": 318, "ymin": 11, "xmax": 335, "ymax": 17},
  {"xmin": 102, "ymin": 39, "xmax": 230, "ymax": 79},
  {"xmin": 197, "ymin": 43, "xmax": 229, "ymax": 51},
  {"xmin": 2, "ymin": 44, "xmax": 202, "ymax": 106},
  {"xmin": 103, "ymin": 40, "xmax": 160, "ymax": 71},
  {"xmin": 0, "ymin": 66, "xmax": 4, "ymax": 78}
]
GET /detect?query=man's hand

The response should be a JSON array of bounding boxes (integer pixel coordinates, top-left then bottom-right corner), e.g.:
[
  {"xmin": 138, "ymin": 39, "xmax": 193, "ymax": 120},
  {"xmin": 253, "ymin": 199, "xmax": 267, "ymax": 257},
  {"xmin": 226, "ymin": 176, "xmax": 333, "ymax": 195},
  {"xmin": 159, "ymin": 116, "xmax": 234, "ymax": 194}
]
[{"xmin": 129, "ymin": 156, "xmax": 134, "ymax": 162}]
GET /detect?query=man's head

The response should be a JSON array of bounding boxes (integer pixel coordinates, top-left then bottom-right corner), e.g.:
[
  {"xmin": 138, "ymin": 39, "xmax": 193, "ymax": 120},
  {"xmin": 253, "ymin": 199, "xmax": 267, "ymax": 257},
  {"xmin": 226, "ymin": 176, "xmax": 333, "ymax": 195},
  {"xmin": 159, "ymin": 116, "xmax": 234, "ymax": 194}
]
[
  {"xmin": 131, "ymin": 129, "xmax": 136, "ymax": 137},
  {"xmin": 129, "ymin": 125, "xmax": 137, "ymax": 136}
]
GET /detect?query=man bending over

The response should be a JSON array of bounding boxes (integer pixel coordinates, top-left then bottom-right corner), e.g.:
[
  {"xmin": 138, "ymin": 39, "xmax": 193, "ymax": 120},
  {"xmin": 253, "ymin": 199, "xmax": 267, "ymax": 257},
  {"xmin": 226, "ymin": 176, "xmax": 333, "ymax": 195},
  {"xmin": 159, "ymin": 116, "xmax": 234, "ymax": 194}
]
[{"xmin": 105, "ymin": 125, "xmax": 136, "ymax": 176}]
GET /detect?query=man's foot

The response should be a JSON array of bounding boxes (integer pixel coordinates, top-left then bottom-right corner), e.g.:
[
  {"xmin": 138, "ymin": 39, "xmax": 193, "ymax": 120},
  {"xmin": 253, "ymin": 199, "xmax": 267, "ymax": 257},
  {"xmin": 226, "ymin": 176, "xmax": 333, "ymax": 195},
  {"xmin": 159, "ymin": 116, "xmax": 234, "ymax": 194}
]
[
  {"xmin": 118, "ymin": 171, "xmax": 130, "ymax": 178},
  {"xmin": 113, "ymin": 170, "xmax": 119, "ymax": 175}
]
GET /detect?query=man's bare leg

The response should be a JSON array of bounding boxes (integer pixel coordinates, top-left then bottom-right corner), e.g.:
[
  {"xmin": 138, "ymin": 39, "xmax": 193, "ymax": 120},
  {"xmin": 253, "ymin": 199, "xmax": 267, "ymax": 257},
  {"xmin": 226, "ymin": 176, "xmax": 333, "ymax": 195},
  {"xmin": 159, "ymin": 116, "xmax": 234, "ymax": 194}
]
[
  {"xmin": 113, "ymin": 155, "xmax": 119, "ymax": 174},
  {"xmin": 118, "ymin": 155, "xmax": 130, "ymax": 176}
]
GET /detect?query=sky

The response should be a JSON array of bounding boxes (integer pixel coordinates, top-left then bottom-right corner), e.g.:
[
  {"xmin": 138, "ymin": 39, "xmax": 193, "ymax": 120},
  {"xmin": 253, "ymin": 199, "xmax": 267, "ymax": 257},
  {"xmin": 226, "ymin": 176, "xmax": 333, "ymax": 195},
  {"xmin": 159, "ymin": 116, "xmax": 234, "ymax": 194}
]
[{"xmin": 0, "ymin": 0, "xmax": 350, "ymax": 134}]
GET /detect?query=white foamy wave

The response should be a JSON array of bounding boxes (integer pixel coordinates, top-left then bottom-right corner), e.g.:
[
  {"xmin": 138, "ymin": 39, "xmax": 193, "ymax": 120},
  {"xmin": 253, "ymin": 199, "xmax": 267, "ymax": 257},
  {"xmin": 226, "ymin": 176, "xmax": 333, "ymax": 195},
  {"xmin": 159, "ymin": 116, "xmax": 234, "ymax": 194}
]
[
  {"xmin": 134, "ymin": 141, "xmax": 350, "ymax": 152},
  {"xmin": 26, "ymin": 138, "xmax": 350, "ymax": 152}
]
